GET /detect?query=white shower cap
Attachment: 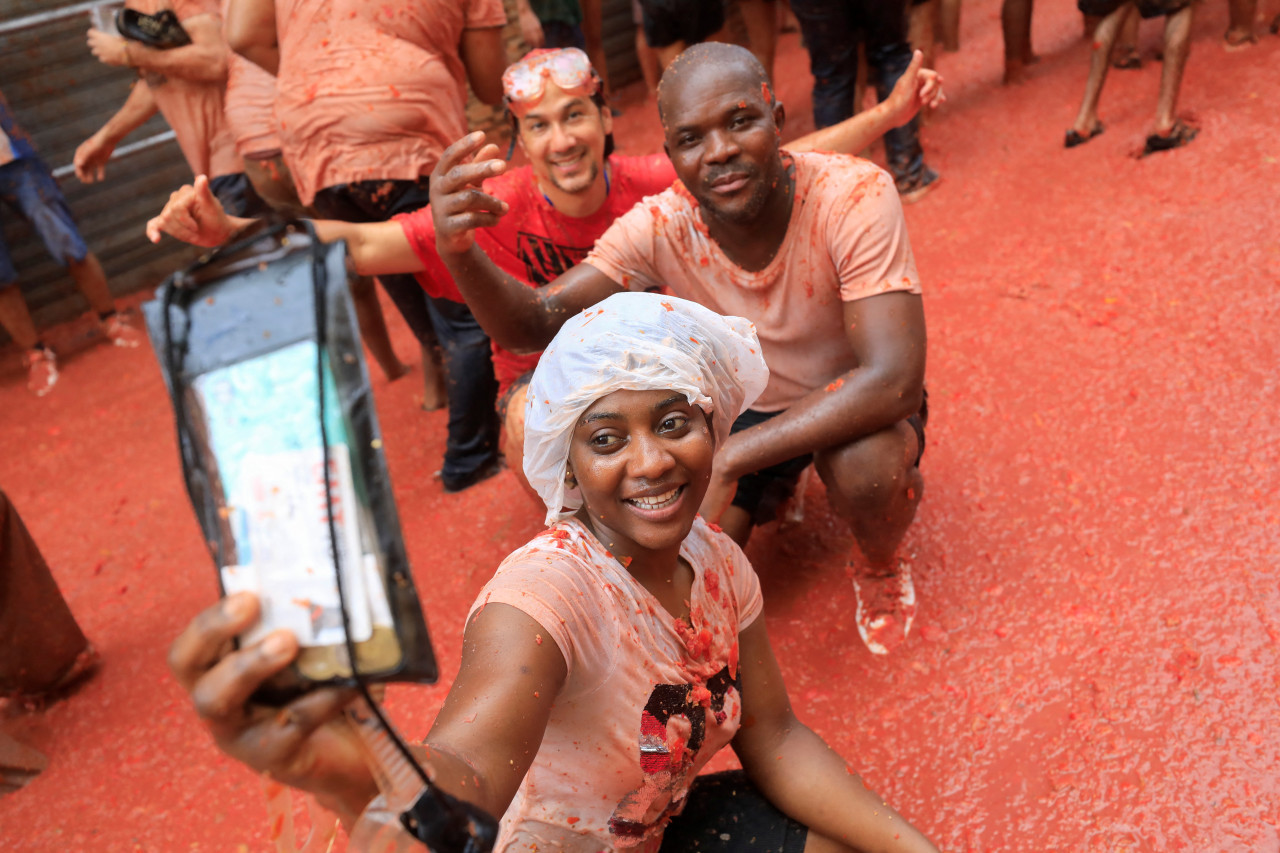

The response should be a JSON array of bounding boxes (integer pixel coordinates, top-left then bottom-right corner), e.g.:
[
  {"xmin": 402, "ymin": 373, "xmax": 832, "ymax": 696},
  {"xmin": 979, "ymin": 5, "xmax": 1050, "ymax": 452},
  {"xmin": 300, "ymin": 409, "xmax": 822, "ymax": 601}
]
[{"xmin": 524, "ymin": 292, "xmax": 769, "ymax": 526}]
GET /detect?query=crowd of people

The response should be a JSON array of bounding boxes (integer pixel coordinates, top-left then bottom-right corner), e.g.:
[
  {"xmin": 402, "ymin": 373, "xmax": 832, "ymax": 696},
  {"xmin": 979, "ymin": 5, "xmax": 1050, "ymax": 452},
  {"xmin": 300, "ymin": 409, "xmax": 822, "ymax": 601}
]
[{"xmin": 3, "ymin": 0, "xmax": 1273, "ymax": 847}]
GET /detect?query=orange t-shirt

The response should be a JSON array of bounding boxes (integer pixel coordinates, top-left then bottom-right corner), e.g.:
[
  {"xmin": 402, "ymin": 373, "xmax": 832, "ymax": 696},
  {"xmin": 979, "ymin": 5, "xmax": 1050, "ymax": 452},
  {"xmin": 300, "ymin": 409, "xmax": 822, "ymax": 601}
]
[
  {"xmin": 223, "ymin": 54, "xmax": 281, "ymax": 158},
  {"xmin": 469, "ymin": 517, "xmax": 763, "ymax": 851},
  {"xmin": 273, "ymin": 0, "xmax": 506, "ymax": 204},
  {"xmin": 128, "ymin": 0, "xmax": 242, "ymax": 179},
  {"xmin": 585, "ymin": 151, "xmax": 922, "ymax": 412}
]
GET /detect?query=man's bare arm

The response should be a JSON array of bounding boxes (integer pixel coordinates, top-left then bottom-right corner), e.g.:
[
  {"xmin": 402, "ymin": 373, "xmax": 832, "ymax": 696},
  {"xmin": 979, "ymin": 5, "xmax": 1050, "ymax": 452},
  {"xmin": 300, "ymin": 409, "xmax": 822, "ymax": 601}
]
[
  {"xmin": 225, "ymin": 0, "xmax": 279, "ymax": 75},
  {"xmin": 713, "ymin": 290, "xmax": 927, "ymax": 479},
  {"xmin": 74, "ymin": 80, "xmax": 158, "ymax": 182},
  {"xmin": 787, "ymin": 50, "xmax": 943, "ymax": 155},
  {"xmin": 145, "ymin": 176, "xmax": 425, "ymax": 276},
  {"xmin": 430, "ymin": 133, "xmax": 623, "ymax": 354},
  {"xmin": 88, "ymin": 14, "xmax": 230, "ymax": 82}
]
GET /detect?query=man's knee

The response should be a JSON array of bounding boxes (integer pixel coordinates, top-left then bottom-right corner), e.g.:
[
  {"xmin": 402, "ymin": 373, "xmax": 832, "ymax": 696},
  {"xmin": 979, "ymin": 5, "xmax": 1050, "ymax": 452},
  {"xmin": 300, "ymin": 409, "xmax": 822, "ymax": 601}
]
[
  {"xmin": 504, "ymin": 399, "xmax": 527, "ymax": 449},
  {"xmin": 815, "ymin": 422, "xmax": 920, "ymax": 516}
]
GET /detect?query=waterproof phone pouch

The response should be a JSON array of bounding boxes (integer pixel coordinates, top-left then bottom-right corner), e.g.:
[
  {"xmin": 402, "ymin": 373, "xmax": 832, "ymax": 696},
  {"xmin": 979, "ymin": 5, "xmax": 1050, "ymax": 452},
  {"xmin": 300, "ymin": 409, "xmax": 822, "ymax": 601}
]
[{"xmin": 143, "ymin": 223, "xmax": 437, "ymax": 701}]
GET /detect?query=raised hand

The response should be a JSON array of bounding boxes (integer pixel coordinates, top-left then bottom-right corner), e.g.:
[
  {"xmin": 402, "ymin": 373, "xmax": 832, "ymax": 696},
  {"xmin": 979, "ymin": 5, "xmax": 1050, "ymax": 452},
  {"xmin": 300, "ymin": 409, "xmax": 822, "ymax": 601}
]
[
  {"xmin": 885, "ymin": 50, "xmax": 946, "ymax": 128},
  {"xmin": 167, "ymin": 593, "xmax": 379, "ymax": 824},
  {"xmin": 429, "ymin": 131, "xmax": 511, "ymax": 256},
  {"xmin": 87, "ymin": 28, "xmax": 130, "ymax": 67},
  {"xmin": 73, "ymin": 131, "xmax": 116, "ymax": 183},
  {"xmin": 145, "ymin": 174, "xmax": 245, "ymax": 246}
]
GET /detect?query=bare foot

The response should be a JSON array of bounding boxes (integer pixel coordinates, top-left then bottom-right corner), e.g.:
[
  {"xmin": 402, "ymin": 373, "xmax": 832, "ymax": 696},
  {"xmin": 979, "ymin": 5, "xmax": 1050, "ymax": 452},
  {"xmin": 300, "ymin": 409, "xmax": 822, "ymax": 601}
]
[
  {"xmin": 420, "ymin": 345, "xmax": 447, "ymax": 412},
  {"xmin": 1223, "ymin": 27, "xmax": 1256, "ymax": 49},
  {"xmin": 1003, "ymin": 58, "xmax": 1029, "ymax": 84},
  {"xmin": 382, "ymin": 358, "xmax": 409, "ymax": 382}
]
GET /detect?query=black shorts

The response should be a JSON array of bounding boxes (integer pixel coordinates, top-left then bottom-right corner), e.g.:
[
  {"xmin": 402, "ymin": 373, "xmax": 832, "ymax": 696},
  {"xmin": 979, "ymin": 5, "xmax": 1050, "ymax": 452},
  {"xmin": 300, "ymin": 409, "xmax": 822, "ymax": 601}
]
[
  {"xmin": 638, "ymin": 0, "xmax": 725, "ymax": 48},
  {"xmin": 208, "ymin": 172, "xmax": 270, "ymax": 219},
  {"xmin": 730, "ymin": 390, "xmax": 928, "ymax": 526},
  {"xmin": 658, "ymin": 771, "xmax": 808, "ymax": 853},
  {"xmin": 497, "ymin": 369, "xmax": 536, "ymax": 421},
  {"xmin": 1077, "ymin": 0, "xmax": 1192, "ymax": 19}
]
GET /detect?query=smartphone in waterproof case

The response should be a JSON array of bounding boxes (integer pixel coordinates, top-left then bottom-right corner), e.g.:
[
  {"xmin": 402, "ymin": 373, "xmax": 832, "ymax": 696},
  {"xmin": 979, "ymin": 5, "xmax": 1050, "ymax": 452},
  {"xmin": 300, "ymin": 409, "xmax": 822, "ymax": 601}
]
[
  {"xmin": 144, "ymin": 225, "xmax": 437, "ymax": 703},
  {"xmin": 190, "ymin": 341, "xmax": 402, "ymax": 685}
]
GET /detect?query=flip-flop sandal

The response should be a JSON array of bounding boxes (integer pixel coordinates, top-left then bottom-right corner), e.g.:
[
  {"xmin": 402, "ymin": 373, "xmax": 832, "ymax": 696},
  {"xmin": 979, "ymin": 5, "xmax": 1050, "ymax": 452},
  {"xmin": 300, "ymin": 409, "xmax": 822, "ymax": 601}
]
[
  {"xmin": 1065, "ymin": 122, "xmax": 1105, "ymax": 148},
  {"xmin": 1142, "ymin": 121, "xmax": 1198, "ymax": 156}
]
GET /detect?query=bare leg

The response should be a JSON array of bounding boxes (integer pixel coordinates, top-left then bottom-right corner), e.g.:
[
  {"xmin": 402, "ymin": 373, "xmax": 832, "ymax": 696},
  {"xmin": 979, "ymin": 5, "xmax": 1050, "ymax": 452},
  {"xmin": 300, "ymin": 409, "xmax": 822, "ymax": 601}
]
[
  {"xmin": 909, "ymin": 0, "xmax": 939, "ymax": 70},
  {"xmin": 738, "ymin": 0, "xmax": 779, "ymax": 81},
  {"xmin": 420, "ymin": 343, "xmax": 447, "ymax": 411},
  {"xmin": 580, "ymin": 0, "xmax": 611, "ymax": 98},
  {"xmin": 938, "ymin": 0, "xmax": 961, "ymax": 51},
  {"xmin": 779, "ymin": 0, "xmax": 800, "ymax": 33},
  {"xmin": 656, "ymin": 40, "xmax": 687, "ymax": 72},
  {"xmin": 349, "ymin": 275, "xmax": 407, "ymax": 382},
  {"xmin": 1225, "ymin": 0, "xmax": 1257, "ymax": 45},
  {"xmin": 1111, "ymin": 5, "xmax": 1141, "ymax": 68},
  {"xmin": 66, "ymin": 252, "xmax": 114, "ymax": 316},
  {"xmin": 815, "ymin": 422, "xmax": 923, "ymax": 575},
  {"xmin": 816, "ymin": 421, "xmax": 923, "ymax": 654},
  {"xmin": 1153, "ymin": 4, "xmax": 1194, "ymax": 134},
  {"xmin": 635, "ymin": 26, "xmax": 661, "ymax": 96},
  {"xmin": 0, "ymin": 287, "xmax": 39, "ymax": 351},
  {"xmin": 1068, "ymin": 2, "xmax": 1131, "ymax": 139},
  {"xmin": 1001, "ymin": 0, "xmax": 1037, "ymax": 83}
]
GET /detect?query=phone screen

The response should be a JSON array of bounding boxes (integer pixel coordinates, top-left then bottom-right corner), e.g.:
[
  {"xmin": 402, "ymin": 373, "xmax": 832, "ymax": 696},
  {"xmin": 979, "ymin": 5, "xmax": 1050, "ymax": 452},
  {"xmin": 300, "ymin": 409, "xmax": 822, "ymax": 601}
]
[{"xmin": 192, "ymin": 340, "xmax": 395, "ymax": 667}]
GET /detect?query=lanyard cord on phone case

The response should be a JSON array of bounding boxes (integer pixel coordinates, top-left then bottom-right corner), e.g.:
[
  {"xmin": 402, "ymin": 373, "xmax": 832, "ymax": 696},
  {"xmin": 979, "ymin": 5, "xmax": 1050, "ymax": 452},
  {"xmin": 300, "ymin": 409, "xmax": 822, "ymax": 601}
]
[{"xmin": 306, "ymin": 222, "xmax": 498, "ymax": 852}]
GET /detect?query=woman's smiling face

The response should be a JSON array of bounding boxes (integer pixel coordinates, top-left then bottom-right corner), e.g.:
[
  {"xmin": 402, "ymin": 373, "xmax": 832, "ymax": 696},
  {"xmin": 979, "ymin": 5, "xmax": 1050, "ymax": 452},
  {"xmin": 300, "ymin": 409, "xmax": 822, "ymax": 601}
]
[{"xmin": 567, "ymin": 389, "xmax": 715, "ymax": 563}]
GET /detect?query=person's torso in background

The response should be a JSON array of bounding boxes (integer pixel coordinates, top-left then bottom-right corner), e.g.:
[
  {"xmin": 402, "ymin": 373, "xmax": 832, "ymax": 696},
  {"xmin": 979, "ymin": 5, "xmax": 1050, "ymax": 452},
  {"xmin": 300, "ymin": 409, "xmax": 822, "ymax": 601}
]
[
  {"xmin": 126, "ymin": 0, "xmax": 242, "ymax": 178},
  {"xmin": 272, "ymin": 0, "xmax": 505, "ymax": 204}
]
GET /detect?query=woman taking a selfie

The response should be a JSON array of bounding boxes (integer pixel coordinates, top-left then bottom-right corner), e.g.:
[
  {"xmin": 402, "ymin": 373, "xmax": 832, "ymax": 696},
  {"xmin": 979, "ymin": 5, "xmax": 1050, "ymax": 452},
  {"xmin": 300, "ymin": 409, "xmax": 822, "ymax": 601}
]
[{"xmin": 168, "ymin": 292, "xmax": 940, "ymax": 853}]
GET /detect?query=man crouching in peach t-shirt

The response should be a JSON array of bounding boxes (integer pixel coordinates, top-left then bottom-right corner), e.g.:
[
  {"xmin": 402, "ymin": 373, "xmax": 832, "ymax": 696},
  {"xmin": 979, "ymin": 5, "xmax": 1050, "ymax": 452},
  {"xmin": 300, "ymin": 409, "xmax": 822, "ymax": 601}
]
[{"xmin": 430, "ymin": 42, "xmax": 929, "ymax": 658}]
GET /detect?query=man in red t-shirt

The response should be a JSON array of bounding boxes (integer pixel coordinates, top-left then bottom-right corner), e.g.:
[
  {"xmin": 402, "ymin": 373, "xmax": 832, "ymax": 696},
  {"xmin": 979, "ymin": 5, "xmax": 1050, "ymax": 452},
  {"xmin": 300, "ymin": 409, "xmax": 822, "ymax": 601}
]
[{"xmin": 146, "ymin": 49, "xmax": 940, "ymax": 500}]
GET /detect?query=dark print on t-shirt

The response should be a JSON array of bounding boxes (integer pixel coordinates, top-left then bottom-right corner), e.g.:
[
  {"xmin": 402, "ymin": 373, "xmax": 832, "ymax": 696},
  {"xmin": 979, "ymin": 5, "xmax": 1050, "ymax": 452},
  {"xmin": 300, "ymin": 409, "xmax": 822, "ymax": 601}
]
[
  {"xmin": 609, "ymin": 666, "xmax": 741, "ymax": 841},
  {"xmin": 517, "ymin": 231, "xmax": 591, "ymax": 286}
]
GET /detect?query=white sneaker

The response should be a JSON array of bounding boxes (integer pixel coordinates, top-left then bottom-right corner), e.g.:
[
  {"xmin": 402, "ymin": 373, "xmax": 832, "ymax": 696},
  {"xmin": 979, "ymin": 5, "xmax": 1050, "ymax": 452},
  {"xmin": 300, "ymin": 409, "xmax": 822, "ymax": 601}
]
[
  {"xmin": 23, "ymin": 347, "xmax": 58, "ymax": 397},
  {"xmin": 852, "ymin": 560, "xmax": 917, "ymax": 655},
  {"xmin": 102, "ymin": 312, "xmax": 144, "ymax": 348}
]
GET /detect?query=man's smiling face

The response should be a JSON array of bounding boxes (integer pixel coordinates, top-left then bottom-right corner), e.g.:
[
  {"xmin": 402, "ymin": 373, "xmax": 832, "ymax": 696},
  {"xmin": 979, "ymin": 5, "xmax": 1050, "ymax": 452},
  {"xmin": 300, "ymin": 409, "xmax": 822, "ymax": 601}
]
[
  {"xmin": 660, "ymin": 54, "xmax": 786, "ymax": 226},
  {"xmin": 517, "ymin": 82, "xmax": 612, "ymax": 197}
]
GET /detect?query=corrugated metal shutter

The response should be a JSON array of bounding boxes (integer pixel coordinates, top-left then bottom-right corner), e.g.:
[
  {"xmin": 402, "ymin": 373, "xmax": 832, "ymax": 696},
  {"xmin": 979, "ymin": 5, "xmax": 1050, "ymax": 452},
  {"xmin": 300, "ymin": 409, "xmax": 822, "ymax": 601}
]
[{"xmin": 1, "ymin": 2, "xmax": 201, "ymax": 341}]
